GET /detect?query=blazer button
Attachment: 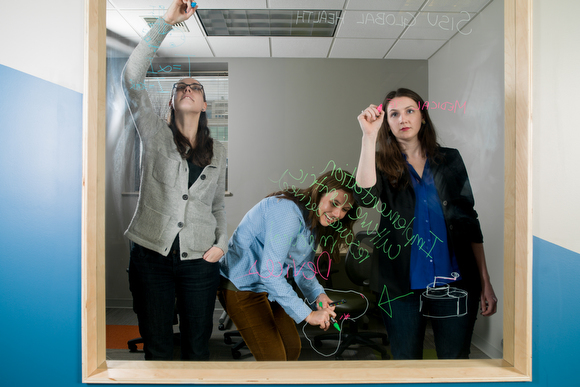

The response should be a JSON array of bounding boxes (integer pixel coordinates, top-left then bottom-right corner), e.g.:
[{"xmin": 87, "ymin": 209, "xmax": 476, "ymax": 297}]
[
  {"xmin": 449, "ymin": 225, "xmax": 454, "ymax": 230},
  {"xmin": 182, "ymin": 194, "xmax": 189, "ymax": 200},
  {"xmin": 178, "ymin": 222, "xmax": 184, "ymax": 228},
  {"xmin": 181, "ymin": 252, "xmax": 188, "ymax": 258},
  {"xmin": 200, "ymin": 174, "xmax": 206, "ymax": 180},
  {"xmin": 442, "ymin": 200, "xmax": 448, "ymax": 206}
]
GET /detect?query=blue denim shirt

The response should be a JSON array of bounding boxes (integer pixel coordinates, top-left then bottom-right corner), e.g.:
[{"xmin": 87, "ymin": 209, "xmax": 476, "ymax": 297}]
[
  {"xmin": 219, "ymin": 196, "xmax": 325, "ymax": 323},
  {"xmin": 407, "ymin": 160, "xmax": 461, "ymax": 289}
]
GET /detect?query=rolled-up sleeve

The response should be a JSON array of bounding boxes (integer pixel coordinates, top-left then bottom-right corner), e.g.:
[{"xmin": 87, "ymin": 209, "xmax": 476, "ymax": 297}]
[{"xmin": 259, "ymin": 202, "xmax": 322, "ymax": 323}]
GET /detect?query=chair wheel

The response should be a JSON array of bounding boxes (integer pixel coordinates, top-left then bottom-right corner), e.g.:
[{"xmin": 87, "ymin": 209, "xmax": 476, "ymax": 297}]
[
  {"xmin": 381, "ymin": 352, "xmax": 390, "ymax": 360},
  {"xmin": 313, "ymin": 338, "xmax": 322, "ymax": 348},
  {"xmin": 335, "ymin": 355, "xmax": 344, "ymax": 360},
  {"xmin": 224, "ymin": 336, "xmax": 233, "ymax": 345},
  {"xmin": 128, "ymin": 344, "xmax": 137, "ymax": 352},
  {"xmin": 231, "ymin": 349, "xmax": 241, "ymax": 359}
]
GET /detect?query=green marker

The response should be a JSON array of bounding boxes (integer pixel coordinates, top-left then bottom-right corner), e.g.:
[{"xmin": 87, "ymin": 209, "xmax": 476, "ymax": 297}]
[
  {"xmin": 330, "ymin": 316, "xmax": 341, "ymax": 332},
  {"xmin": 319, "ymin": 302, "xmax": 341, "ymax": 332}
]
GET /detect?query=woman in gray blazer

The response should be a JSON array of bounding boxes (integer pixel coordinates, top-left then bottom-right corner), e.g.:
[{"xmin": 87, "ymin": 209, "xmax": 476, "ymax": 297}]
[{"xmin": 123, "ymin": 0, "xmax": 227, "ymax": 360}]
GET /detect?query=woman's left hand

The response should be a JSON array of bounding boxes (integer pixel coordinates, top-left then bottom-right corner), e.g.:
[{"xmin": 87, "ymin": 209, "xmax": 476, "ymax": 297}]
[
  {"xmin": 316, "ymin": 293, "xmax": 336, "ymax": 311},
  {"xmin": 480, "ymin": 281, "xmax": 498, "ymax": 316},
  {"xmin": 203, "ymin": 246, "xmax": 224, "ymax": 263}
]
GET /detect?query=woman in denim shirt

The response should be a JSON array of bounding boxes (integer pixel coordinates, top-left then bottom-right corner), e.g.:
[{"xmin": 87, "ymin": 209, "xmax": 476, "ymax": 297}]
[{"xmin": 219, "ymin": 171, "xmax": 358, "ymax": 361}]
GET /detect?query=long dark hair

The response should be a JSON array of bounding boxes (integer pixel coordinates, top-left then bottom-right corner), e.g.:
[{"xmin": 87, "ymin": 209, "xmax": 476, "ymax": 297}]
[
  {"xmin": 376, "ymin": 88, "xmax": 440, "ymax": 187},
  {"xmin": 267, "ymin": 170, "xmax": 359, "ymax": 263},
  {"xmin": 167, "ymin": 81, "xmax": 213, "ymax": 167}
]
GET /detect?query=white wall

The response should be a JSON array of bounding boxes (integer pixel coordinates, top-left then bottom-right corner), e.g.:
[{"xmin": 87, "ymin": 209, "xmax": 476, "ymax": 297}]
[
  {"xmin": 427, "ymin": 0, "xmax": 504, "ymax": 358},
  {"xmin": 0, "ymin": 0, "xmax": 84, "ymax": 92},
  {"xmin": 225, "ymin": 58, "xmax": 428, "ymax": 237},
  {"xmin": 533, "ymin": 0, "xmax": 580, "ymax": 255}
]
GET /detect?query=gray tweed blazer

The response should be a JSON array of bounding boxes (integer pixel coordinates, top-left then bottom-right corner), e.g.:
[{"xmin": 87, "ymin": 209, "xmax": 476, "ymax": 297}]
[{"xmin": 122, "ymin": 18, "xmax": 227, "ymax": 259}]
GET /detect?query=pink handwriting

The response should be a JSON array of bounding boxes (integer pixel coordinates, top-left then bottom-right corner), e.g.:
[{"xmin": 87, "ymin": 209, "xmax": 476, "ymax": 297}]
[
  {"xmin": 385, "ymin": 98, "xmax": 466, "ymax": 114},
  {"xmin": 245, "ymin": 251, "xmax": 332, "ymax": 281}
]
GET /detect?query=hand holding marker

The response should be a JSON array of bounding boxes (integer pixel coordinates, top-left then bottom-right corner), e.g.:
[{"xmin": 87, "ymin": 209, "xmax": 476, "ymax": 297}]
[
  {"xmin": 319, "ymin": 302, "xmax": 341, "ymax": 332},
  {"xmin": 328, "ymin": 299, "xmax": 347, "ymax": 307}
]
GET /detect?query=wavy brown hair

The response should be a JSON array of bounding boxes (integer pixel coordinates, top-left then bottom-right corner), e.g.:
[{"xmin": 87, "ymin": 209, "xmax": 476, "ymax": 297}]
[
  {"xmin": 267, "ymin": 170, "xmax": 359, "ymax": 263},
  {"xmin": 167, "ymin": 80, "xmax": 213, "ymax": 167},
  {"xmin": 376, "ymin": 88, "xmax": 441, "ymax": 187}
]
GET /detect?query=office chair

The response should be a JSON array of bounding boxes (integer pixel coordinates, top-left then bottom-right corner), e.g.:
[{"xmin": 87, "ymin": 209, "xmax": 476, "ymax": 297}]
[
  {"xmin": 218, "ymin": 310, "xmax": 248, "ymax": 359},
  {"xmin": 314, "ymin": 232, "xmax": 390, "ymax": 360}
]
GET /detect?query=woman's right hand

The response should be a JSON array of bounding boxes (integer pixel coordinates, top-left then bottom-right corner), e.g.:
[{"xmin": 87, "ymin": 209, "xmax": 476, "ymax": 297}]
[
  {"xmin": 357, "ymin": 104, "xmax": 384, "ymax": 139},
  {"xmin": 163, "ymin": 0, "xmax": 197, "ymax": 25},
  {"xmin": 305, "ymin": 309, "xmax": 337, "ymax": 331}
]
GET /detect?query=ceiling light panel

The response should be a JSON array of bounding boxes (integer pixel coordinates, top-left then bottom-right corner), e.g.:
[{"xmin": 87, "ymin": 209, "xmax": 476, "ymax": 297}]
[{"xmin": 197, "ymin": 9, "xmax": 342, "ymax": 37}]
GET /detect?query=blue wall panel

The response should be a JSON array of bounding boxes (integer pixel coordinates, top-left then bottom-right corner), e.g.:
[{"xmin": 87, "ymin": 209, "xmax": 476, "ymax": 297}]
[
  {"xmin": 0, "ymin": 64, "xmax": 578, "ymax": 386},
  {"xmin": 0, "ymin": 64, "xmax": 83, "ymax": 386},
  {"xmin": 532, "ymin": 237, "xmax": 579, "ymax": 385}
]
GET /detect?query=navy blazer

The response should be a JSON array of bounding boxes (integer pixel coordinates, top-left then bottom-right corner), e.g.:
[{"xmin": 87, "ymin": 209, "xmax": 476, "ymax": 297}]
[{"xmin": 353, "ymin": 147, "xmax": 483, "ymax": 299}]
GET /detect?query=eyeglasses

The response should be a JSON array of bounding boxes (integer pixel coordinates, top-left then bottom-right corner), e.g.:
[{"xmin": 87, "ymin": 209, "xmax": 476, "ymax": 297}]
[{"xmin": 173, "ymin": 82, "xmax": 204, "ymax": 92}]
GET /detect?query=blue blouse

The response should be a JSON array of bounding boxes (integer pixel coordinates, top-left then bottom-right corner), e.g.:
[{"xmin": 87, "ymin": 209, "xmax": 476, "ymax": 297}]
[
  {"xmin": 219, "ymin": 196, "xmax": 325, "ymax": 323},
  {"xmin": 407, "ymin": 160, "xmax": 461, "ymax": 289}
]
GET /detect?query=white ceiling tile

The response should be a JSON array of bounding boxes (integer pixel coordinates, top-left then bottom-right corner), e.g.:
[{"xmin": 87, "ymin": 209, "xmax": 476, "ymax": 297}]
[
  {"xmin": 347, "ymin": 0, "xmax": 424, "ymax": 11},
  {"xmin": 109, "ymin": 0, "xmax": 169, "ymax": 11},
  {"xmin": 336, "ymin": 10, "xmax": 411, "ymax": 39},
  {"xmin": 207, "ymin": 37, "xmax": 271, "ymax": 57},
  {"xmin": 385, "ymin": 39, "xmax": 446, "ymax": 59},
  {"xmin": 107, "ymin": 10, "xmax": 141, "ymax": 39},
  {"xmin": 420, "ymin": 0, "xmax": 492, "ymax": 13},
  {"xmin": 197, "ymin": 0, "xmax": 268, "ymax": 9},
  {"xmin": 156, "ymin": 37, "xmax": 215, "ymax": 58},
  {"xmin": 271, "ymin": 37, "xmax": 332, "ymax": 58},
  {"xmin": 329, "ymin": 38, "xmax": 396, "ymax": 59},
  {"xmin": 112, "ymin": 10, "xmax": 206, "ymax": 39},
  {"xmin": 268, "ymin": 0, "xmax": 345, "ymax": 9},
  {"xmin": 401, "ymin": 12, "xmax": 476, "ymax": 39}
]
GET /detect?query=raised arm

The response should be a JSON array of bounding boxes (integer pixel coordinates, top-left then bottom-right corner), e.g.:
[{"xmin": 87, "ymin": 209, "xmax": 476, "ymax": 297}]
[
  {"xmin": 123, "ymin": 0, "xmax": 199, "ymax": 95},
  {"xmin": 355, "ymin": 104, "xmax": 384, "ymax": 188},
  {"xmin": 121, "ymin": 1, "xmax": 198, "ymax": 138}
]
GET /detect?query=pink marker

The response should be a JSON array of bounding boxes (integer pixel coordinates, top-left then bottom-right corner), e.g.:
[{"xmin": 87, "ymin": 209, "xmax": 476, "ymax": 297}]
[{"xmin": 377, "ymin": 104, "xmax": 383, "ymax": 113}]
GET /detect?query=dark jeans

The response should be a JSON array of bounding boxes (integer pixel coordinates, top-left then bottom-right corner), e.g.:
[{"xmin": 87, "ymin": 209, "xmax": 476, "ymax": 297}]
[
  {"xmin": 129, "ymin": 243, "xmax": 220, "ymax": 360},
  {"xmin": 380, "ymin": 286, "xmax": 479, "ymax": 360}
]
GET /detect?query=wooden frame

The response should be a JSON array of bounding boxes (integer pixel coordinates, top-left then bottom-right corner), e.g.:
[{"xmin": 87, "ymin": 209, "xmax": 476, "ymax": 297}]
[{"xmin": 82, "ymin": 0, "xmax": 533, "ymax": 383}]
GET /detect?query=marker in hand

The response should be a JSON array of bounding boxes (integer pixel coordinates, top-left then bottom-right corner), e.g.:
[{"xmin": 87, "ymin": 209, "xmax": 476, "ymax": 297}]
[
  {"xmin": 377, "ymin": 104, "xmax": 383, "ymax": 113},
  {"xmin": 319, "ymin": 302, "xmax": 341, "ymax": 332},
  {"xmin": 191, "ymin": 2, "xmax": 197, "ymax": 7}
]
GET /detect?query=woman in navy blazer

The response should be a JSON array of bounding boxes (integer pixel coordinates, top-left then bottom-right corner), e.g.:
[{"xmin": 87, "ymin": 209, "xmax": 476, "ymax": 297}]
[{"xmin": 123, "ymin": 1, "xmax": 226, "ymax": 361}]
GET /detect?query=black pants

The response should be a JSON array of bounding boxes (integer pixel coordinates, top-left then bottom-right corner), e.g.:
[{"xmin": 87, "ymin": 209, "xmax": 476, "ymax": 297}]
[{"xmin": 129, "ymin": 243, "xmax": 220, "ymax": 360}]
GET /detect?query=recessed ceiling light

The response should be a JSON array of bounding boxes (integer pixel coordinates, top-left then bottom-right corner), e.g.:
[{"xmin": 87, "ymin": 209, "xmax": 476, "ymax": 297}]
[{"xmin": 197, "ymin": 9, "xmax": 342, "ymax": 37}]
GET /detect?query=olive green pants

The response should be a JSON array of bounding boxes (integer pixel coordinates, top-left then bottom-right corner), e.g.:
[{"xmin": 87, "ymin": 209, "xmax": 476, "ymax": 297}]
[{"xmin": 218, "ymin": 287, "xmax": 301, "ymax": 361}]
